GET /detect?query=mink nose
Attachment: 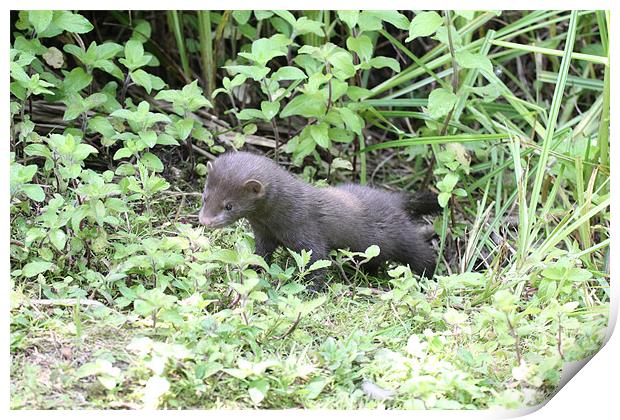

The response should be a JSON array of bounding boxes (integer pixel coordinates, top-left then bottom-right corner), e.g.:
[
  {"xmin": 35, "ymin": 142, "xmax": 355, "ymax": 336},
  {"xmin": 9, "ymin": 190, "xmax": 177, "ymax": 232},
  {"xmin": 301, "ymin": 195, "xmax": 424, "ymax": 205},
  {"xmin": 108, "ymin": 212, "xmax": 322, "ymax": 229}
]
[{"xmin": 199, "ymin": 214, "xmax": 215, "ymax": 227}]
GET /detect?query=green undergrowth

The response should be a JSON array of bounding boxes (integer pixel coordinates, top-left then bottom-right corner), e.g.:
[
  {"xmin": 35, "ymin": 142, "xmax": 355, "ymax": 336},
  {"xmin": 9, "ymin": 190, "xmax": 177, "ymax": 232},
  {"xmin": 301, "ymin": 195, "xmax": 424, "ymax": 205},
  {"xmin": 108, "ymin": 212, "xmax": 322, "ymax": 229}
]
[{"xmin": 10, "ymin": 201, "xmax": 609, "ymax": 409}]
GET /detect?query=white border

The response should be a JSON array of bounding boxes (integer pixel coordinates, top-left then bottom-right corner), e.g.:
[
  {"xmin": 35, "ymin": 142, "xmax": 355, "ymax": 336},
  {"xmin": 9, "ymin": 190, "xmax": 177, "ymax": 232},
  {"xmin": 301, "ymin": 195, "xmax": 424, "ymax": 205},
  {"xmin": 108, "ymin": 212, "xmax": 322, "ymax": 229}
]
[{"xmin": 3, "ymin": 2, "xmax": 619, "ymax": 418}]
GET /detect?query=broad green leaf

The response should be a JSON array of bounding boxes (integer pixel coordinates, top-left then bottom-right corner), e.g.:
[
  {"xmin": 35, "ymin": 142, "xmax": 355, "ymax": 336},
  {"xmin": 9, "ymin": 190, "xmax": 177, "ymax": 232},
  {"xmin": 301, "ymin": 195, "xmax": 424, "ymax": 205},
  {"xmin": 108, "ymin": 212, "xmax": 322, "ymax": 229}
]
[
  {"xmin": 49, "ymin": 228, "xmax": 67, "ymax": 251},
  {"xmin": 73, "ymin": 143, "xmax": 98, "ymax": 161},
  {"xmin": 357, "ymin": 11, "xmax": 383, "ymax": 32},
  {"xmin": 337, "ymin": 11, "xmax": 359, "ymax": 29},
  {"xmin": 368, "ymin": 56, "xmax": 400, "ymax": 72},
  {"xmin": 455, "ymin": 50, "xmax": 493, "ymax": 75},
  {"xmin": 232, "ymin": 10, "xmax": 252, "ymax": 25},
  {"xmin": 130, "ymin": 69, "xmax": 152, "ymax": 93},
  {"xmin": 294, "ymin": 17, "xmax": 324, "ymax": 37},
  {"xmin": 455, "ymin": 10, "xmax": 475, "ymax": 21},
  {"xmin": 281, "ymin": 93, "xmax": 326, "ymax": 118},
  {"xmin": 328, "ymin": 51, "xmax": 356, "ymax": 80},
  {"xmin": 406, "ymin": 11, "xmax": 443, "ymax": 42},
  {"xmin": 308, "ymin": 123, "xmax": 330, "ymax": 148},
  {"xmin": 308, "ymin": 258, "xmax": 332, "ymax": 271},
  {"xmin": 248, "ymin": 379, "xmax": 269, "ymax": 405},
  {"xmin": 444, "ymin": 308, "xmax": 468, "ymax": 325},
  {"xmin": 62, "ymin": 68, "xmax": 92, "ymax": 93},
  {"xmin": 28, "ymin": 11, "xmax": 53, "ymax": 35},
  {"xmin": 427, "ymin": 87, "xmax": 457, "ymax": 119},
  {"xmin": 346, "ymin": 35, "xmax": 373, "ymax": 62},
  {"xmin": 88, "ymin": 116, "xmax": 115, "ymax": 137},
  {"xmin": 236, "ymin": 108, "xmax": 265, "ymax": 121},
  {"xmin": 366, "ymin": 10, "xmax": 409, "ymax": 30},
  {"xmin": 53, "ymin": 11, "xmax": 93, "ymax": 34},
  {"xmin": 438, "ymin": 192, "xmax": 451, "ymax": 208},
  {"xmin": 22, "ymin": 184, "xmax": 45, "ymax": 202},
  {"xmin": 493, "ymin": 290, "xmax": 518, "ymax": 312},
  {"xmin": 364, "ymin": 245, "xmax": 381, "ymax": 258},
  {"xmin": 271, "ymin": 66, "xmax": 306, "ymax": 81},
  {"xmin": 113, "ymin": 147, "xmax": 132, "ymax": 160},
  {"xmin": 22, "ymin": 260, "xmax": 53, "ymax": 278},
  {"xmin": 337, "ymin": 107, "xmax": 364, "ymax": 135},
  {"xmin": 260, "ymin": 101, "xmax": 280, "ymax": 120},
  {"xmin": 140, "ymin": 152, "xmax": 164, "ymax": 172}
]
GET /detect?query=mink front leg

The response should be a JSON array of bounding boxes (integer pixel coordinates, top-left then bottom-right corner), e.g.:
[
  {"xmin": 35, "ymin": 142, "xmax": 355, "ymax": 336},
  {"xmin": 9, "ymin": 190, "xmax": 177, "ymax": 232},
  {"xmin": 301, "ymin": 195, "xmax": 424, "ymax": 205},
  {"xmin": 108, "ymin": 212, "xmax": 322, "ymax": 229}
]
[
  {"xmin": 304, "ymin": 242, "xmax": 330, "ymax": 293},
  {"xmin": 251, "ymin": 224, "xmax": 278, "ymax": 264}
]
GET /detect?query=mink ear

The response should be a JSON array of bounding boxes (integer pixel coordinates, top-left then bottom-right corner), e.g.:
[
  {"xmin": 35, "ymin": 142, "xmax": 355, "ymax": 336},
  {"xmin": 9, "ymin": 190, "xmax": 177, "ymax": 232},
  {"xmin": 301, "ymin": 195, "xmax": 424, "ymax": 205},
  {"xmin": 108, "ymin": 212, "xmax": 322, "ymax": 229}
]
[{"xmin": 244, "ymin": 179, "xmax": 265, "ymax": 197}]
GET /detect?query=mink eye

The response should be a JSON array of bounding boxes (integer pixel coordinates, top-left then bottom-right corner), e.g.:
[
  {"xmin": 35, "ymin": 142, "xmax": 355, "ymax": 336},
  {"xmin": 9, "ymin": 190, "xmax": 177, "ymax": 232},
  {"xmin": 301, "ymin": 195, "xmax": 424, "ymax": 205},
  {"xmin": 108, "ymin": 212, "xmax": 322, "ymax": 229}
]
[{"xmin": 225, "ymin": 203, "xmax": 233, "ymax": 211}]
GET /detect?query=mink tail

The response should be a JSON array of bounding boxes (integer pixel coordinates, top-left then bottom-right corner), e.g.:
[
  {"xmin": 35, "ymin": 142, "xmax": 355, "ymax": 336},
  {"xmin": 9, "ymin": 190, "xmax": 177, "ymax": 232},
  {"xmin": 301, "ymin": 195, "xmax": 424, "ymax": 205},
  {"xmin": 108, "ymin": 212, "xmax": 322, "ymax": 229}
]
[{"xmin": 403, "ymin": 190, "xmax": 441, "ymax": 218}]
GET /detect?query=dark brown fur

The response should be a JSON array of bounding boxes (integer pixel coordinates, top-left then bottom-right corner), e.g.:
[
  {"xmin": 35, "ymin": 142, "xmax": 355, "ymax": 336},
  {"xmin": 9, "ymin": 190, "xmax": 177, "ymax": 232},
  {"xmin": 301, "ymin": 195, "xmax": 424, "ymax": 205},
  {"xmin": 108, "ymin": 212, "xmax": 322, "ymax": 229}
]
[{"xmin": 198, "ymin": 152, "xmax": 439, "ymax": 287}]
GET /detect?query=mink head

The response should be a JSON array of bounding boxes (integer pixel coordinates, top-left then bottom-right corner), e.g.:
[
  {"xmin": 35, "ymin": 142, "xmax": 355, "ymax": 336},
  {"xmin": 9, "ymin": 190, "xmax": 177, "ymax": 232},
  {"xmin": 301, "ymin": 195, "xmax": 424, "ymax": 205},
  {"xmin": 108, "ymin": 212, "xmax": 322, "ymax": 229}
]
[{"xmin": 198, "ymin": 158, "xmax": 267, "ymax": 229}]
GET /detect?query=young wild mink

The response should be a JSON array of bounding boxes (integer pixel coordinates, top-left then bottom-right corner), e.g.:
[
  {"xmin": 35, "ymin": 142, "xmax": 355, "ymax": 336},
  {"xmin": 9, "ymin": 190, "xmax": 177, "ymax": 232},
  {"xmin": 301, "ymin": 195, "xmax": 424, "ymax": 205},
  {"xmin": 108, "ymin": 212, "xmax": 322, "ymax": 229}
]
[{"xmin": 198, "ymin": 151, "xmax": 439, "ymax": 289}]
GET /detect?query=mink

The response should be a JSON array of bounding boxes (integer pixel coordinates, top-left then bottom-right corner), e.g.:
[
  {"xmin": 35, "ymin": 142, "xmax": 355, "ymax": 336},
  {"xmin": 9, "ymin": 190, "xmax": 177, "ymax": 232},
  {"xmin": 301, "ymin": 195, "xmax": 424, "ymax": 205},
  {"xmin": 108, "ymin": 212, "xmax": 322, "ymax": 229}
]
[{"xmin": 198, "ymin": 151, "xmax": 439, "ymax": 289}]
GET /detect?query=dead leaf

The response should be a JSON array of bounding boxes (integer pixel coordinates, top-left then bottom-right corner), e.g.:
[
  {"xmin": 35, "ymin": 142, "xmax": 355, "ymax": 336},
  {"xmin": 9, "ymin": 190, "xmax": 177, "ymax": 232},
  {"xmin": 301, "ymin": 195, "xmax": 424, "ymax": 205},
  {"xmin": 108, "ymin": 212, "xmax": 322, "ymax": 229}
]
[{"xmin": 43, "ymin": 47, "xmax": 64, "ymax": 69}]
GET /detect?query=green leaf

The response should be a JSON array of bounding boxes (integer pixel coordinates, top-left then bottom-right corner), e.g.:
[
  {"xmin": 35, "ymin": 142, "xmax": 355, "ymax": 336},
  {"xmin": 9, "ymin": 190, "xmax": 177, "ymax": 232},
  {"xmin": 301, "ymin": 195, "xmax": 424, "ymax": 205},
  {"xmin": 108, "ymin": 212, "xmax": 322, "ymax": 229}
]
[
  {"xmin": 62, "ymin": 68, "xmax": 92, "ymax": 93},
  {"xmin": 24, "ymin": 144, "xmax": 52, "ymax": 159},
  {"xmin": 455, "ymin": 10, "xmax": 475, "ymax": 21},
  {"xmin": 49, "ymin": 228, "xmax": 67, "ymax": 251},
  {"xmin": 175, "ymin": 118, "xmax": 195, "ymax": 141},
  {"xmin": 427, "ymin": 88, "xmax": 457, "ymax": 119},
  {"xmin": 346, "ymin": 35, "xmax": 373, "ymax": 63},
  {"xmin": 237, "ymin": 108, "xmax": 266, "ymax": 121},
  {"xmin": 248, "ymin": 379, "xmax": 269, "ymax": 405},
  {"xmin": 139, "ymin": 130, "xmax": 158, "ymax": 148},
  {"xmin": 224, "ymin": 64, "xmax": 271, "ymax": 81},
  {"xmin": 260, "ymin": 101, "xmax": 280, "ymax": 120},
  {"xmin": 337, "ymin": 11, "xmax": 359, "ymax": 30},
  {"xmin": 22, "ymin": 184, "xmax": 45, "ymax": 202},
  {"xmin": 444, "ymin": 307, "xmax": 468, "ymax": 325},
  {"xmin": 357, "ymin": 11, "xmax": 383, "ymax": 33},
  {"xmin": 455, "ymin": 50, "xmax": 493, "ymax": 75},
  {"xmin": 88, "ymin": 116, "xmax": 115, "ymax": 137},
  {"xmin": 406, "ymin": 11, "xmax": 444, "ymax": 42},
  {"xmin": 156, "ymin": 133, "xmax": 179, "ymax": 146},
  {"xmin": 364, "ymin": 245, "xmax": 381, "ymax": 258},
  {"xmin": 28, "ymin": 11, "xmax": 54, "ymax": 35},
  {"xmin": 293, "ymin": 17, "xmax": 324, "ymax": 37},
  {"xmin": 366, "ymin": 10, "xmax": 409, "ymax": 30},
  {"xmin": 53, "ymin": 11, "xmax": 93, "ymax": 34},
  {"xmin": 438, "ymin": 172, "xmax": 459, "ymax": 192},
  {"xmin": 140, "ymin": 152, "xmax": 164, "ymax": 172},
  {"xmin": 308, "ymin": 123, "xmax": 330, "ymax": 148},
  {"xmin": 130, "ymin": 69, "xmax": 153, "ymax": 93},
  {"xmin": 328, "ymin": 51, "xmax": 356, "ymax": 80},
  {"xmin": 337, "ymin": 107, "xmax": 364, "ymax": 135},
  {"xmin": 232, "ymin": 10, "xmax": 252, "ymax": 25},
  {"xmin": 281, "ymin": 93, "xmax": 326, "ymax": 118},
  {"xmin": 273, "ymin": 10, "xmax": 296, "ymax": 26},
  {"xmin": 246, "ymin": 35, "xmax": 290, "ymax": 66},
  {"xmin": 304, "ymin": 376, "xmax": 328, "ymax": 399},
  {"xmin": 368, "ymin": 56, "xmax": 400, "ymax": 72},
  {"xmin": 271, "ymin": 66, "xmax": 307, "ymax": 82},
  {"xmin": 73, "ymin": 143, "xmax": 98, "ymax": 161},
  {"xmin": 22, "ymin": 260, "xmax": 53, "ymax": 278},
  {"xmin": 291, "ymin": 134, "xmax": 316, "ymax": 164},
  {"xmin": 113, "ymin": 147, "xmax": 133, "ymax": 160},
  {"xmin": 308, "ymin": 259, "xmax": 332, "ymax": 271},
  {"xmin": 121, "ymin": 39, "xmax": 150, "ymax": 71},
  {"xmin": 438, "ymin": 192, "xmax": 451, "ymax": 208}
]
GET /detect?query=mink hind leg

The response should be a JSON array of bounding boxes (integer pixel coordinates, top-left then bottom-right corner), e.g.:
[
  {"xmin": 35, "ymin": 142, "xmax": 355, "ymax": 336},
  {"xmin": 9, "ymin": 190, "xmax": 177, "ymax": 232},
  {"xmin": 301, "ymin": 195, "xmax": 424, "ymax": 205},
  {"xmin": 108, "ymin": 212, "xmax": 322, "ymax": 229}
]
[{"xmin": 396, "ymin": 224, "xmax": 437, "ymax": 278}]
